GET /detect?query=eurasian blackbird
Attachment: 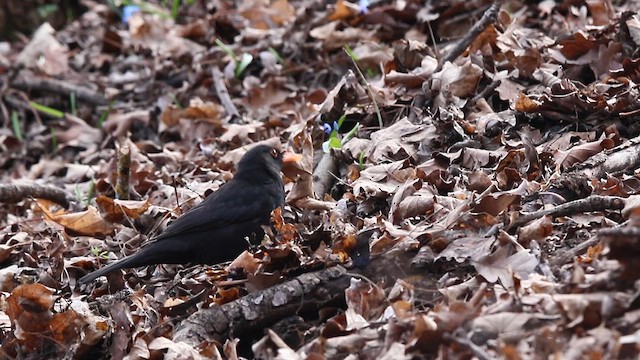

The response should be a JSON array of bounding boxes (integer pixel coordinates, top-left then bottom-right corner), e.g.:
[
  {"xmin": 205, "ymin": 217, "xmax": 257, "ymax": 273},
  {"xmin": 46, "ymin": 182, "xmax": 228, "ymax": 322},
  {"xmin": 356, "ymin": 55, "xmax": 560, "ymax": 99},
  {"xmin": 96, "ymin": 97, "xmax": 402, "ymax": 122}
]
[{"xmin": 78, "ymin": 144, "xmax": 300, "ymax": 284}]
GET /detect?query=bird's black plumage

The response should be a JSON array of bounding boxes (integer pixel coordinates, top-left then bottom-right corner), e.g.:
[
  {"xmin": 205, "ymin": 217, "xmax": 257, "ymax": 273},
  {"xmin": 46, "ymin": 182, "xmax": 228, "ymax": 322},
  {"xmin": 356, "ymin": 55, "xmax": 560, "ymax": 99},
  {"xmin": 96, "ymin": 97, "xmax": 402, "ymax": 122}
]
[{"xmin": 78, "ymin": 145, "xmax": 295, "ymax": 284}]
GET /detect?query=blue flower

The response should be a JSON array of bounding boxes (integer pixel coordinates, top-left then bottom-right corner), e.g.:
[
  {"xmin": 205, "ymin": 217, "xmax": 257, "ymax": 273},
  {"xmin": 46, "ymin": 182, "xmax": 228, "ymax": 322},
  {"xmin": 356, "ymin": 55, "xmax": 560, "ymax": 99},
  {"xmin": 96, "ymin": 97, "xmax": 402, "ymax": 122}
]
[
  {"xmin": 323, "ymin": 121, "xmax": 340, "ymax": 135},
  {"xmin": 358, "ymin": 0, "xmax": 370, "ymax": 14},
  {"xmin": 122, "ymin": 5, "xmax": 141, "ymax": 24}
]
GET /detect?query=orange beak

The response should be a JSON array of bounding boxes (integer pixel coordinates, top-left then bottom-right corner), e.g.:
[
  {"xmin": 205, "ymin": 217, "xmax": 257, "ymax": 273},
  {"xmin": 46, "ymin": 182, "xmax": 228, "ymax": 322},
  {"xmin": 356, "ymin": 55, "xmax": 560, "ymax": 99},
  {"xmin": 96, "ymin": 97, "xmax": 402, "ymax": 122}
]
[{"xmin": 282, "ymin": 152, "xmax": 303, "ymax": 164}]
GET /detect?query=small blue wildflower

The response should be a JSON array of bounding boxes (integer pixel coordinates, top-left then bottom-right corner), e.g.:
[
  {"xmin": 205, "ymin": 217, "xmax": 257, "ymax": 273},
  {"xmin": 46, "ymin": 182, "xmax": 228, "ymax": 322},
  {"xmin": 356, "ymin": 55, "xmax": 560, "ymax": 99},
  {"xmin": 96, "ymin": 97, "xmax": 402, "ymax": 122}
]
[
  {"xmin": 122, "ymin": 5, "xmax": 141, "ymax": 24},
  {"xmin": 323, "ymin": 123, "xmax": 332, "ymax": 134},
  {"xmin": 358, "ymin": 0, "xmax": 370, "ymax": 14},
  {"xmin": 333, "ymin": 121, "xmax": 339, "ymax": 131}
]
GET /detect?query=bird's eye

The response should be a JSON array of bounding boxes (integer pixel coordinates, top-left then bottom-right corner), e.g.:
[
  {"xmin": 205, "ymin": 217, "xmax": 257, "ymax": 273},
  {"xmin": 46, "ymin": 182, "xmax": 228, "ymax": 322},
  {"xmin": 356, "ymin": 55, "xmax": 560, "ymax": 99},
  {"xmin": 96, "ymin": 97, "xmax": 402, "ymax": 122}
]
[{"xmin": 270, "ymin": 148, "xmax": 279, "ymax": 158}]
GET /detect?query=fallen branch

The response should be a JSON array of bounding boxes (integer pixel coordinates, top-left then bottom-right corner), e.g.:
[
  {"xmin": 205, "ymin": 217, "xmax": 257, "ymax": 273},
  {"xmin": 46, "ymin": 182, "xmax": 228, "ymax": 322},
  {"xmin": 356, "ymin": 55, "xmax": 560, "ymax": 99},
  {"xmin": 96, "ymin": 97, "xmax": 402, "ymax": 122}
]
[
  {"xmin": 531, "ymin": 136, "xmax": 640, "ymax": 212},
  {"xmin": 211, "ymin": 66, "xmax": 239, "ymax": 118},
  {"xmin": 578, "ymin": 134, "xmax": 640, "ymax": 178},
  {"xmin": 0, "ymin": 183, "xmax": 74, "ymax": 208},
  {"xmin": 550, "ymin": 235, "xmax": 602, "ymax": 267},
  {"xmin": 12, "ymin": 75, "xmax": 108, "ymax": 106},
  {"xmin": 509, "ymin": 195, "xmax": 625, "ymax": 230},
  {"xmin": 173, "ymin": 266, "xmax": 350, "ymax": 346}
]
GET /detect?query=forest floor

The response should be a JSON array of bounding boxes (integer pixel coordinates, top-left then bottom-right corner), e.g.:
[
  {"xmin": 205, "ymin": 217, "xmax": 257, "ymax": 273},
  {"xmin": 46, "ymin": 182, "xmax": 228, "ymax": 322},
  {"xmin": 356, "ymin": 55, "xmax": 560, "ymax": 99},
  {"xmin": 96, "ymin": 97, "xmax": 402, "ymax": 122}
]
[{"xmin": 2, "ymin": 0, "xmax": 640, "ymax": 359}]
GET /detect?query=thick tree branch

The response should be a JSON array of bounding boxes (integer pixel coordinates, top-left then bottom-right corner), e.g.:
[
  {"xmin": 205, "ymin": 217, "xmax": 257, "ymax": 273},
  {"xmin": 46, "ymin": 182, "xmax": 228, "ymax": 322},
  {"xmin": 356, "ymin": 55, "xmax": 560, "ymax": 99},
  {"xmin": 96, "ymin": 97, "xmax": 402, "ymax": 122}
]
[
  {"xmin": 0, "ymin": 183, "xmax": 74, "ymax": 208},
  {"xmin": 173, "ymin": 266, "xmax": 350, "ymax": 346}
]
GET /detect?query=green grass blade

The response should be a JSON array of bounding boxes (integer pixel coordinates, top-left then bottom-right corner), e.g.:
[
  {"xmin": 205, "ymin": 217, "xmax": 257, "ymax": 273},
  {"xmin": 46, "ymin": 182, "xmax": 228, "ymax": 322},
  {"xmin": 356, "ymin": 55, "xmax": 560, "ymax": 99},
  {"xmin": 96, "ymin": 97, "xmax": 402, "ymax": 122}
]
[
  {"xmin": 11, "ymin": 111, "xmax": 23, "ymax": 141},
  {"xmin": 30, "ymin": 101, "xmax": 64, "ymax": 118},
  {"xmin": 70, "ymin": 92, "xmax": 77, "ymax": 116}
]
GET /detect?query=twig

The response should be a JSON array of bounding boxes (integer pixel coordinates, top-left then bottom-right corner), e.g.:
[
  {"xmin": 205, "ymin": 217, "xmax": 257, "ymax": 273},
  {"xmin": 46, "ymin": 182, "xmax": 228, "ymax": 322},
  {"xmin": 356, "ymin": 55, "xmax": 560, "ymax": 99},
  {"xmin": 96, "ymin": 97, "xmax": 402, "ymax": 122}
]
[
  {"xmin": 0, "ymin": 98, "xmax": 9, "ymax": 127},
  {"xmin": 598, "ymin": 227, "xmax": 640, "ymax": 239},
  {"xmin": 312, "ymin": 151, "xmax": 338, "ymax": 198},
  {"xmin": 550, "ymin": 235, "xmax": 601, "ymax": 267},
  {"xmin": 446, "ymin": 334, "xmax": 494, "ymax": 360},
  {"xmin": 0, "ymin": 183, "xmax": 74, "ymax": 208},
  {"xmin": 115, "ymin": 145, "xmax": 131, "ymax": 200},
  {"xmin": 509, "ymin": 195, "xmax": 626, "ymax": 230},
  {"xmin": 423, "ymin": 1, "xmax": 502, "ymax": 101},
  {"xmin": 211, "ymin": 66, "xmax": 239, "ymax": 118},
  {"xmin": 3, "ymin": 93, "xmax": 43, "ymax": 123},
  {"xmin": 11, "ymin": 76, "xmax": 108, "ymax": 106},
  {"xmin": 465, "ymin": 80, "xmax": 501, "ymax": 109},
  {"xmin": 435, "ymin": 0, "xmax": 502, "ymax": 72},
  {"xmin": 172, "ymin": 175, "xmax": 183, "ymax": 216}
]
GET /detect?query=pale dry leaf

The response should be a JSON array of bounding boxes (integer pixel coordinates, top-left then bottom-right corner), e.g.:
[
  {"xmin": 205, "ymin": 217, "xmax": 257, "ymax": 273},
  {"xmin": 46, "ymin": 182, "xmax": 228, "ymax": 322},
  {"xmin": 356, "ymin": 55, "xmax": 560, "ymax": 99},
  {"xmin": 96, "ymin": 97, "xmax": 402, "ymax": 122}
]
[
  {"xmin": 471, "ymin": 312, "xmax": 554, "ymax": 341},
  {"xmin": 123, "ymin": 338, "xmax": 150, "ymax": 360},
  {"xmin": 226, "ymin": 250, "xmax": 260, "ymax": 274},
  {"xmin": 148, "ymin": 337, "xmax": 206, "ymax": 360},
  {"xmin": 431, "ymin": 61, "xmax": 482, "ymax": 107},
  {"xmin": 626, "ymin": 15, "xmax": 640, "ymax": 45},
  {"xmin": 473, "ymin": 246, "xmax": 538, "ymax": 288},
  {"xmin": 219, "ymin": 123, "xmax": 264, "ymax": 143},
  {"xmin": 16, "ymin": 23, "xmax": 68, "ymax": 75},
  {"xmin": 55, "ymin": 115, "xmax": 102, "ymax": 151},
  {"xmin": 310, "ymin": 21, "xmax": 376, "ymax": 50},
  {"xmin": 389, "ymin": 178, "xmax": 421, "ymax": 223},
  {"xmin": 103, "ymin": 110, "xmax": 150, "ymax": 138},
  {"xmin": 368, "ymin": 118, "xmax": 428, "ymax": 162},
  {"xmin": 436, "ymin": 236, "xmax": 496, "ymax": 263},
  {"xmin": 473, "ymin": 180, "xmax": 530, "ymax": 216}
]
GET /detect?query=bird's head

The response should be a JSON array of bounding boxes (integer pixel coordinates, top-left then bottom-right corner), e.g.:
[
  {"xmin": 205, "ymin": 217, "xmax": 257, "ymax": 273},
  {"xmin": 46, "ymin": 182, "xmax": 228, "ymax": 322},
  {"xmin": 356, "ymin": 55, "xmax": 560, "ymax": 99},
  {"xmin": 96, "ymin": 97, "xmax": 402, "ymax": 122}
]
[{"xmin": 235, "ymin": 144, "xmax": 301, "ymax": 182}]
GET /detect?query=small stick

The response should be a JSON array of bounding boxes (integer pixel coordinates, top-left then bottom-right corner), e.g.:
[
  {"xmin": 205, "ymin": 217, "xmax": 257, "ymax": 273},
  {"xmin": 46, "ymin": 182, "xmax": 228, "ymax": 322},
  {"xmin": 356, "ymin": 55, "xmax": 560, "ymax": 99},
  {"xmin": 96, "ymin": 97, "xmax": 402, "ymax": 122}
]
[
  {"xmin": 211, "ymin": 66, "xmax": 239, "ymax": 118},
  {"xmin": 509, "ymin": 195, "xmax": 626, "ymax": 230},
  {"xmin": 115, "ymin": 145, "xmax": 131, "ymax": 200},
  {"xmin": 465, "ymin": 80, "xmax": 501, "ymax": 109},
  {"xmin": 435, "ymin": 0, "xmax": 502, "ymax": 72}
]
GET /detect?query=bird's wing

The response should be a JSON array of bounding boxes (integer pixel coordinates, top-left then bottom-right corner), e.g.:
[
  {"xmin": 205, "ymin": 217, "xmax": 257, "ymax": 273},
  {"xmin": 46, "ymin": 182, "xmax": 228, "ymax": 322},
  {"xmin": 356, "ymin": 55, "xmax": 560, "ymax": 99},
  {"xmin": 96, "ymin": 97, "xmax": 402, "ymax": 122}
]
[{"xmin": 153, "ymin": 179, "xmax": 279, "ymax": 241}]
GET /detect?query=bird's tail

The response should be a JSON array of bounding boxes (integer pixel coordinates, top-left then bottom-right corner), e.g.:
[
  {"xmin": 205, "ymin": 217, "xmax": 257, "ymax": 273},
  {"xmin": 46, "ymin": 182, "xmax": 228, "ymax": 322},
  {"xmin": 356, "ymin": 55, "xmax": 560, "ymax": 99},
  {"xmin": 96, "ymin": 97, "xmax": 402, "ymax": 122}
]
[{"xmin": 77, "ymin": 249, "xmax": 150, "ymax": 284}]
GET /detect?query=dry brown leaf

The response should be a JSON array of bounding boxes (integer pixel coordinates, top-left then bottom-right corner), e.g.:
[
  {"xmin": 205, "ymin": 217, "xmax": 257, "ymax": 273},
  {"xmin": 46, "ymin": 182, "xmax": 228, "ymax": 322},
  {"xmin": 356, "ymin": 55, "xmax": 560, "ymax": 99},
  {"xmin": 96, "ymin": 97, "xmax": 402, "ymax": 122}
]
[
  {"xmin": 160, "ymin": 98, "xmax": 224, "ymax": 127},
  {"xmin": 271, "ymin": 207, "xmax": 298, "ymax": 243},
  {"xmin": 38, "ymin": 199, "xmax": 113, "ymax": 236},
  {"xmin": 214, "ymin": 287, "xmax": 242, "ymax": 306},
  {"xmin": 219, "ymin": 123, "xmax": 263, "ymax": 144},
  {"xmin": 517, "ymin": 216, "xmax": 553, "ymax": 246},
  {"xmin": 554, "ymin": 137, "xmax": 615, "ymax": 171},
  {"xmin": 103, "ymin": 110, "xmax": 150, "ymax": 138},
  {"xmin": 345, "ymin": 278, "xmax": 387, "ymax": 322},
  {"xmin": 328, "ymin": 0, "xmax": 355, "ymax": 21},
  {"xmin": 95, "ymin": 195, "xmax": 151, "ymax": 222},
  {"xmin": 514, "ymin": 92, "xmax": 541, "ymax": 112},
  {"xmin": 5, "ymin": 283, "xmax": 85, "ymax": 351},
  {"xmin": 226, "ymin": 250, "xmax": 260, "ymax": 275},
  {"xmin": 310, "ymin": 21, "xmax": 376, "ymax": 50}
]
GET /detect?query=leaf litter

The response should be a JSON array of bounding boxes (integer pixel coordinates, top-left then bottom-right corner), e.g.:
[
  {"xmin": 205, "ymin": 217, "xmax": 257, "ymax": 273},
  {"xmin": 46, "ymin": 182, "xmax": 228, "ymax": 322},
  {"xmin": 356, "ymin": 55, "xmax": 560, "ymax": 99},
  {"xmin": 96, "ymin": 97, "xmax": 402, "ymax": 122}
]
[{"xmin": 1, "ymin": 0, "xmax": 640, "ymax": 358}]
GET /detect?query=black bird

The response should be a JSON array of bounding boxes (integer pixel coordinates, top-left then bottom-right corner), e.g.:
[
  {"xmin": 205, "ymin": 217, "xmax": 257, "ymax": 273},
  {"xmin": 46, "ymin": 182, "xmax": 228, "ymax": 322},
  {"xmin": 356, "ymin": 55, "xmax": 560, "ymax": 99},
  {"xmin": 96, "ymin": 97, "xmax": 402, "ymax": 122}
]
[{"xmin": 78, "ymin": 144, "xmax": 301, "ymax": 284}]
